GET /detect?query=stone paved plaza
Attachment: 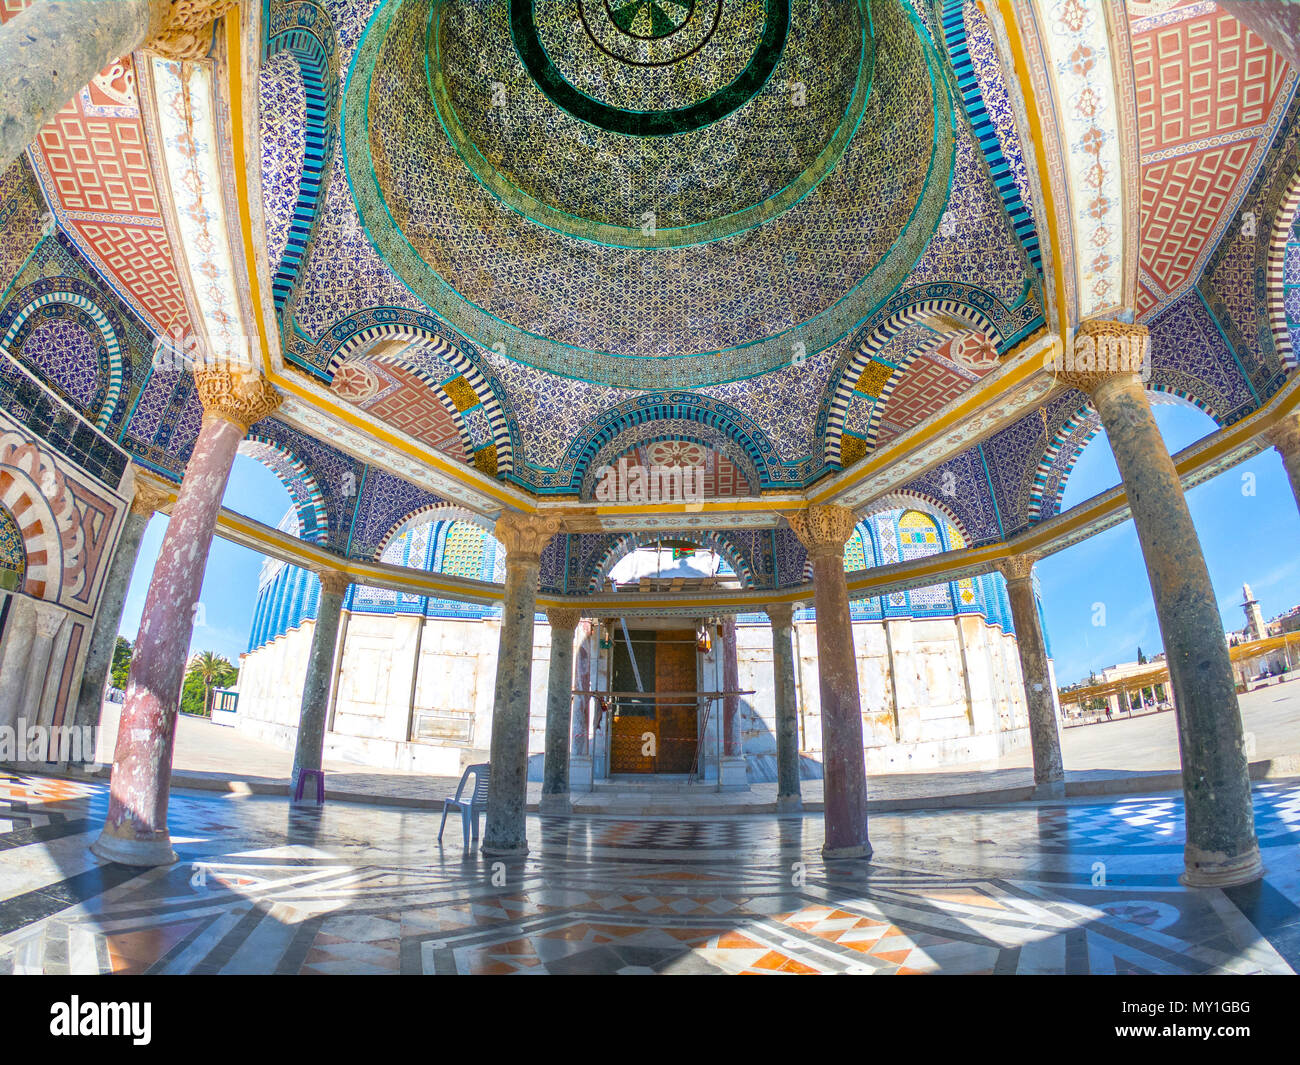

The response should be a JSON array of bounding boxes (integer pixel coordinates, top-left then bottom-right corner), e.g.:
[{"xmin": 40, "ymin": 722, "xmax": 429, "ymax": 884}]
[{"xmin": 2, "ymin": 769, "xmax": 1298, "ymax": 975}]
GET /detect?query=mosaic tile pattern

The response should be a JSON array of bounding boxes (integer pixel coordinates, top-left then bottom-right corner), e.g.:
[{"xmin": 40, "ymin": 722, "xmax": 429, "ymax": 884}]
[
  {"xmin": 3, "ymin": 772, "xmax": 1297, "ymax": 976},
  {"xmin": 259, "ymin": 50, "xmax": 306, "ymax": 276},
  {"xmin": 345, "ymin": 0, "xmax": 953, "ymax": 386}
]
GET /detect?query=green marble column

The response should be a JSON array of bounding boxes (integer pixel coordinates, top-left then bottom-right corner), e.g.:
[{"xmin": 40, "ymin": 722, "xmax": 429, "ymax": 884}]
[
  {"xmin": 290, "ymin": 569, "xmax": 350, "ymax": 804},
  {"xmin": 540, "ymin": 607, "xmax": 580, "ymax": 814},
  {"xmin": 1062, "ymin": 322, "xmax": 1260, "ymax": 887},
  {"xmin": 767, "ymin": 603, "xmax": 801, "ymax": 811},
  {"xmin": 481, "ymin": 513, "xmax": 560, "ymax": 857}
]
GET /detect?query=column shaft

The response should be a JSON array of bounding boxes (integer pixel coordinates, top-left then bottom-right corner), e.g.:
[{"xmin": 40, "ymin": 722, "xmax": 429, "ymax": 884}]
[
  {"xmin": 1088, "ymin": 366, "xmax": 1260, "ymax": 885},
  {"xmin": 482, "ymin": 514, "xmax": 559, "ymax": 856},
  {"xmin": 540, "ymin": 609, "xmax": 580, "ymax": 814},
  {"xmin": 721, "ymin": 617, "xmax": 741, "ymax": 757},
  {"xmin": 0, "ymin": 0, "xmax": 160, "ymax": 171},
  {"xmin": 768, "ymin": 605, "xmax": 801, "ymax": 811},
  {"xmin": 998, "ymin": 559, "xmax": 1065, "ymax": 798},
  {"xmin": 290, "ymin": 571, "xmax": 348, "ymax": 802},
  {"xmin": 71, "ymin": 477, "xmax": 165, "ymax": 746}
]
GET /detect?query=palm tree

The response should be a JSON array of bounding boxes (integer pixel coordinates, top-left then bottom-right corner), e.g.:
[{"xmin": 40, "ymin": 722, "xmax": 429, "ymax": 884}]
[{"xmin": 186, "ymin": 651, "xmax": 238, "ymax": 716}]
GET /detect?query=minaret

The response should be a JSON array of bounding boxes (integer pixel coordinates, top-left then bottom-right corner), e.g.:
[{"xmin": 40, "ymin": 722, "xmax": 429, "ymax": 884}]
[{"xmin": 1241, "ymin": 583, "xmax": 1267, "ymax": 641}]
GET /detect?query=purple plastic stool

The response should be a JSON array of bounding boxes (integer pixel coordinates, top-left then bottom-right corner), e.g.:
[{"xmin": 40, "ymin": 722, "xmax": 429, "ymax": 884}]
[{"xmin": 294, "ymin": 768, "xmax": 325, "ymax": 804}]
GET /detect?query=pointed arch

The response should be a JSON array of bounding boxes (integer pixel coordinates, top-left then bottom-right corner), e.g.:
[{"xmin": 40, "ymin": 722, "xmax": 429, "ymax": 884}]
[
  {"xmin": 588, "ymin": 531, "xmax": 756, "ymax": 592},
  {"xmin": 237, "ymin": 436, "xmax": 330, "ymax": 545}
]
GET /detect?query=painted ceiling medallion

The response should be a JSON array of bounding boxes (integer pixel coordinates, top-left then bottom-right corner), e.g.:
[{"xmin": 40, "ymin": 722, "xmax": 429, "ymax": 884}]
[
  {"xmin": 346, "ymin": 0, "xmax": 953, "ymax": 388},
  {"xmin": 512, "ymin": 0, "xmax": 788, "ymax": 135}
]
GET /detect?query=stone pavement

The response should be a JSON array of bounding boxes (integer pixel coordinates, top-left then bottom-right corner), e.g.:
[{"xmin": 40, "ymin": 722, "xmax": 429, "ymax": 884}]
[
  {"xmin": 61, "ymin": 679, "xmax": 1300, "ymax": 814},
  {"xmin": 3, "ymin": 769, "xmax": 1299, "ymax": 974}
]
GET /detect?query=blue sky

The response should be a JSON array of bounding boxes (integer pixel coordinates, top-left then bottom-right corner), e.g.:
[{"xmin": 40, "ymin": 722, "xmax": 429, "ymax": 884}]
[{"xmin": 117, "ymin": 407, "xmax": 1300, "ymax": 683}]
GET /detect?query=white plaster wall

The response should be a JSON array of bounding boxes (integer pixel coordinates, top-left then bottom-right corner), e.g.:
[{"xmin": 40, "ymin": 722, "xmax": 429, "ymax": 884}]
[{"xmin": 235, "ymin": 609, "xmax": 1036, "ymax": 777}]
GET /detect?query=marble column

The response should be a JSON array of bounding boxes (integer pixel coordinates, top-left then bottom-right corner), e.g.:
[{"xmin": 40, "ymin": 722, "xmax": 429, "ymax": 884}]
[
  {"xmin": 719, "ymin": 615, "xmax": 748, "ymax": 789},
  {"xmin": 92, "ymin": 369, "xmax": 281, "ymax": 867},
  {"xmin": 0, "ymin": 0, "xmax": 237, "ymax": 172},
  {"xmin": 21, "ymin": 601, "xmax": 65, "ymax": 726},
  {"xmin": 767, "ymin": 603, "xmax": 801, "ymax": 811},
  {"xmin": 996, "ymin": 554, "xmax": 1065, "ymax": 798},
  {"xmin": 1060, "ymin": 321, "xmax": 1260, "ymax": 886},
  {"xmin": 540, "ymin": 607, "xmax": 581, "ymax": 814},
  {"xmin": 1263, "ymin": 412, "xmax": 1300, "ymax": 517},
  {"xmin": 290, "ymin": 568, "xmax": 350, "ymax": 804},
  {"xmin": 787, "ymin": 504, "xmax": 870, "ymax": 859},
  {"xmin": 70, "ymin": 473, "xmax": 170, "ymax": 749},
  {"xmin": 481, "ymin": 512, "xmax": 560, "ymax": 856}
]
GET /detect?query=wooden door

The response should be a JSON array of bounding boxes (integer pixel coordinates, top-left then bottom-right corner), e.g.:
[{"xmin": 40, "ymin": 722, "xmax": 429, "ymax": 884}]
[
  {"xmin": 610, "ymin": 628, "xmax": 656, "ymax": 772},
  {"xmin": 655, "ymin": 629, "xmax": 698, "ymax": 772}
]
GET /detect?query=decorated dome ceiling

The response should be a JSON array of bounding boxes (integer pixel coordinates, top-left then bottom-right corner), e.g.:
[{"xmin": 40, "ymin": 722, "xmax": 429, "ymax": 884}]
[{"xmin": 344, "ymin": 0, "xmax": 954, "ymax": 387}]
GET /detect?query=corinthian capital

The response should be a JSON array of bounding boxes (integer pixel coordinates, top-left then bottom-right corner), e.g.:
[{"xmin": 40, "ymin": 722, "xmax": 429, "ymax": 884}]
[
  {"xmin": 494, "ymin": 512, "xmax": 561, "ymax": 562},
  {"xmin": 546, "ymin": 606, "xmax": 583, "ymax": 631},
  {"xmin": 145, "ymin": 0, "xmax": 240, "ymax": 61},
  {"xmin": 995, "ymin": 553, "xmax": 1041, "ymax": 584},
  {"xmin": 1053, "ymin": 320, "xmax": 1150, "ymax": 395},
  {"xmin": 787, "ymin": 504, "xmax": 858, "ymax": 558},
  {"xmin": 316, "ymin": 568, "xmax": 351, "ymax": 597},
  {"xmin": 130, "ymin": 472, "xmax": 173, "ymax": 517},
  {"xmin": 1263, "ymin": 411, "xmax": 1300, "ymax": 459},
  {"xmin": 193, "ymin": 368, "xmax": 282, "ymax": 433}
]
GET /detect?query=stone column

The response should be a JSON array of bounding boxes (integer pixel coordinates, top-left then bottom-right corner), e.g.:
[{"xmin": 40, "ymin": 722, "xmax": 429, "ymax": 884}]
[
  {"xmin": 540, "ymin": 607, "xmax": 580, "ymax": 814},
  {"xmin": 70, "ymin": 473, "xmax": 170, "ymax": 747},
  {"xmin": 92, "ymin": 369, "xmax": 281, "ymax": 867},
  {"xmin": 1059, "ymin": 321, "xmax": 1260, "ymax": 886},
  {"xmin": 481, "ymin": 512, "xmax": 560, "ymax": 856},
  {"xmin": 767, "ymin": 603, "xmax": 801, "ymax": 811},
  {"xmin": 21, "ymin": 601, "xmax": 65, "ymax": 725},
  {"xmin": 719, "ymin": 615, "xmax": 748, "ymax": 789},
  {"xmin": 290, "ymin": 568, "xmax": 349, "ymax": 804},
  {"xmin": 787, "ymin": 504, "xmax": 871, "ymax": 859},
  {"xmin": 0, "ymin": 0, "xmax": 238, "ymax": 172},
  {"xmin": 996, "ymin": 554, "xmax": 1065, "ymax": 798},
  {"xmin": 1263, "ymin": 412, "xmax": 1300, "ymax": 517}
]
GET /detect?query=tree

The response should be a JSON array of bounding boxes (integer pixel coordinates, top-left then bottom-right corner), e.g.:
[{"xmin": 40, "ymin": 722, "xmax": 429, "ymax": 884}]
[
  {"xmin": 110, "ymin": 636, "xmax": 132, "ymax": 690},
  {"xmin": 182, "ymin": 651, "xmax": 237, "ymax": 716},
  {"xmin": 1137, "ymin": 646, "xmax": 1147, "ymax": 665}
]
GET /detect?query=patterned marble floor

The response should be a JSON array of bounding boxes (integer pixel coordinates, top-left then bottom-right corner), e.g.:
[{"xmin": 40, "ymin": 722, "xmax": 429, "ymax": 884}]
[{"xmin": 1, "ymin": 771, "xmax": 1298, "ymax": 975}]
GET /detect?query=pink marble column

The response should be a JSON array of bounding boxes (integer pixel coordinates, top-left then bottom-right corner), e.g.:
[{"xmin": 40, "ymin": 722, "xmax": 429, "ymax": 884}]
[
  {"xmin": 788, "ymin": 505, "xmax": 870, "ymax": 859},
  {"xmin": 92, "ymin": 370, "xmax": 281, "ymax": 866}
]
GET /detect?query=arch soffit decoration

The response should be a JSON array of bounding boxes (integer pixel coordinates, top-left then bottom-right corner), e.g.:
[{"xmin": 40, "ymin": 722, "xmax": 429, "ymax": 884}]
[
  {"xmin": 0, "ymin": 285, "xmax": 126, "ymax": 431},
  {"xmin": 821, "ymin": 286, "xmax": 1011, "ymax": 467},
  {"xmin": 578, "ymin": 427, "xmax": 761, "ymax": 501},
  {"xmin": 237, "ymin": 435, "xmax": 330, "ymax": 545},
  {"xmin": 264, "ymin": 0, "xmax": 340, "ymax": 317},
  {"xmin": 1024, "ymin": 387, "xmax": 1223, "ymax": 526},
  {"xmin": 0, "ymin": 433, "xmax": 86, "ymax": 602},
  {"xmin": 1267, "ymin": 162, "xmax": 1300, "ymax": 370},
  {"xmin": 562, "ymin": 393, "xmax": 786, "ymax": 494},
  {"xmin": 373, "ymin": 503, "xmax": 494, "ymax": 565},
  {"xmin": 589, "ymin": 531, "xmax": 757, "ymax": 593},
  {"xmin": 324, "ymin": 317, "xmax": 516, "ymax": 475}
]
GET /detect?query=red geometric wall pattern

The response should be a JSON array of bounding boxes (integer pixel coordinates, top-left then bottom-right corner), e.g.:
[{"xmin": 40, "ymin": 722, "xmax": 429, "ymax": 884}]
[
  {"xmin": 1131, "ymin": 4, "xmax": 1295, "ymax": 318},
  {"xmin": 2, "ymin": 0, "xmax": 190, "ymax": 335}
]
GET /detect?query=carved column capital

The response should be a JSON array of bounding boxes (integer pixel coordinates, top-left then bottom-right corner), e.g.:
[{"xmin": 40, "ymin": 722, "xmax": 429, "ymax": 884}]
[
  {"xmin": 193, "ymin": 368, "xmax": 282, "ymax": 433},
  {"xmin": 494, "ymin": 512, "xmax": 561, "ymax": 563},
  {"xmin": 31, "ymin": 601, "xmax": 66, "ymax": 639},
  {"xmin": 315, "ymin": 568, "xmax": 351, "ymax": 597},
  {"xmin": 995, "ymin": 553, "xmax": 1041, "ymax": 584},
  {"xmin": 1263, "ymin": 411, "xmax": 1300, "ymax": 459},
  {"xmin": 144, "ymin": 0, "xmax": 240, "ymax": 61},
  {"xmin": 546, "ymin": 607, "xmax": 583, "ymax": 632},
  {"xmin": 1054, "ymin": 320, "xmax": 1150, "ymax": 395},
  {"xmin": 130, "ymin": 473, "xmax": 173, "ymax": 518},
  {"xmin": 786, "ymin": 504, "xmax": 857, "ymax": 559},
  {"xmin": 766, "ymin": 602, "xmax": 795, "ymax": 627}
]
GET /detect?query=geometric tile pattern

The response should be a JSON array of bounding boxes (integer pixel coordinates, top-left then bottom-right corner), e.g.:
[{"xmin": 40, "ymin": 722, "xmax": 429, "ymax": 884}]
[
  {"xmin": 3, "ymin": 773, "xmax": 1297, "ymax": 976},
  {"xmin": 1131, "ymin": 3, "xmax": 1296, "ymax": 319}
]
